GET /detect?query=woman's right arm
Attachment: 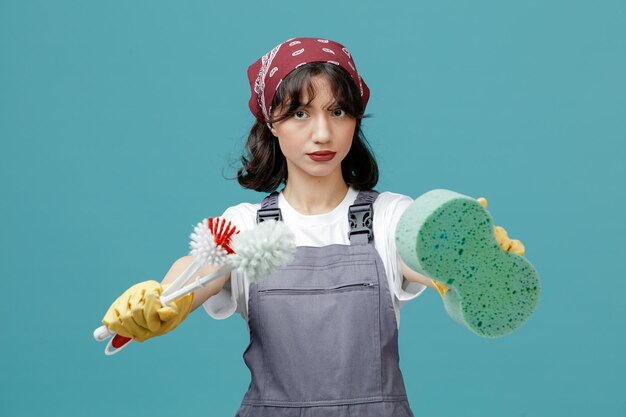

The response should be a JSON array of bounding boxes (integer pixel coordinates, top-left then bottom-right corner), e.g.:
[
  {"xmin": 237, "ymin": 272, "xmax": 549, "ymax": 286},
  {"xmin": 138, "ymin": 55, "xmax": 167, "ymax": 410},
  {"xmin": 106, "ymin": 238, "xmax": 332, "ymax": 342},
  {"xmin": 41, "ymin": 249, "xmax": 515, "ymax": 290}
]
[{"xmin": 161, "ymin": 255, "xmax": 231, "ymax": 311}]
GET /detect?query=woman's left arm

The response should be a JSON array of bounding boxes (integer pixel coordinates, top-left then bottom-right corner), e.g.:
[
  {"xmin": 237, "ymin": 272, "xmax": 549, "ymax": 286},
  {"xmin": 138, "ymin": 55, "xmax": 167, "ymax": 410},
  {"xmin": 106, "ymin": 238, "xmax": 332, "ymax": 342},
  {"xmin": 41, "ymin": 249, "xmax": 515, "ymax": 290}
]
[
  {"xmin": 399, "ymin": 259, "xmax": 438, "ymax": 289},
  {"xmin": 399, "ymin": 258, "xmax": 450, "ymax": 298}
]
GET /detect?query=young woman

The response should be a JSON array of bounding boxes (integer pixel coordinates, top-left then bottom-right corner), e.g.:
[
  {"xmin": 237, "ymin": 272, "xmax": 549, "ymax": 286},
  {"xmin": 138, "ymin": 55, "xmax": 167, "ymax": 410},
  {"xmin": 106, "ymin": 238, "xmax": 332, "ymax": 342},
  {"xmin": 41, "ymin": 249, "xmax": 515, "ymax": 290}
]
[{"xmin": 102, "ymin": 37, "xmax": 524, "ymax": 417}]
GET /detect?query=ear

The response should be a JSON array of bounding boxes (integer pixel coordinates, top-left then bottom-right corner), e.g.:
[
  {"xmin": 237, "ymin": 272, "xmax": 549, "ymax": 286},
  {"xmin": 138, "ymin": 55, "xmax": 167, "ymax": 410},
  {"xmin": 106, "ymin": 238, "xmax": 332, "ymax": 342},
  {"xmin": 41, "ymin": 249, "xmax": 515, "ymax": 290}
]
[{"xmin": 270, "ymin": 125, "xmax": 278, "ymax": 137}]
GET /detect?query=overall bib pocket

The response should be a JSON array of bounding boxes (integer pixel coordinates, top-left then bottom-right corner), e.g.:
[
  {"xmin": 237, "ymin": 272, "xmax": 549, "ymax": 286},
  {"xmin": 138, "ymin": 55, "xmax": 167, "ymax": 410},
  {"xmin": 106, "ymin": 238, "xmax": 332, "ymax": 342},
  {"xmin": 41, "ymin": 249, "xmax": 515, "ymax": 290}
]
[{"xmin": 256, "ymin": 261, "xmax": 382, "ymax": 404}]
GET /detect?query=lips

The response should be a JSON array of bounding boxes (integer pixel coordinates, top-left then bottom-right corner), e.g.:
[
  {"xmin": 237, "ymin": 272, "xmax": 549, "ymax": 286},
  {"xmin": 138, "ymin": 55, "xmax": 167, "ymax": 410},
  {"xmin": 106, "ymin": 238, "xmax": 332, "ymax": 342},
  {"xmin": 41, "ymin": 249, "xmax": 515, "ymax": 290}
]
[{"xmin": 307, "ymin": 151, "xmax": 336, "ymax": 161}]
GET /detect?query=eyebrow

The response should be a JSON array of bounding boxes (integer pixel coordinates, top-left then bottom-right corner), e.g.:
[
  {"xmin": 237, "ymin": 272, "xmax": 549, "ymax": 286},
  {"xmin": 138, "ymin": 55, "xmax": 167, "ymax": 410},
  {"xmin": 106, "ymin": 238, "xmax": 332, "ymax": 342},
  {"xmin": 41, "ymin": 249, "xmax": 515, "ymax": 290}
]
[{"xmin": 297, "ymin": 101, "xmax": 340, "ymax": 110}]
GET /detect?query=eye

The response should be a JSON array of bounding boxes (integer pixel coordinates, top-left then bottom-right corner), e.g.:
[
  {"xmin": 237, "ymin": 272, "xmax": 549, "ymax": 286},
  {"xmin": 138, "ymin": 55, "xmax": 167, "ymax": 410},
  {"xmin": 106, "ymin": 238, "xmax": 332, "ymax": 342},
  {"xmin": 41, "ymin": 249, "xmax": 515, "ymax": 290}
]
[
  {"xmin": 293, "ymin": 110, "xmax": 308, "ymax": 120},
  {"xmin": 332, "ymin": 109, "xmax": 346, "ymax": 117}
]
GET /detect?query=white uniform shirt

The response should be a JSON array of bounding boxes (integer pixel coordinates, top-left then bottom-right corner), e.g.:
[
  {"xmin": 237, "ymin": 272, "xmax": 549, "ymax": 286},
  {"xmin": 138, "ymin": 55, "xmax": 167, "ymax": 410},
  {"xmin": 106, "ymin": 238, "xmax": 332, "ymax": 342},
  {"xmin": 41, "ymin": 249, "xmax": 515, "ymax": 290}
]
[{"xmin": 203, "ymin": 186, "xmax": 426, "ymax": 328}]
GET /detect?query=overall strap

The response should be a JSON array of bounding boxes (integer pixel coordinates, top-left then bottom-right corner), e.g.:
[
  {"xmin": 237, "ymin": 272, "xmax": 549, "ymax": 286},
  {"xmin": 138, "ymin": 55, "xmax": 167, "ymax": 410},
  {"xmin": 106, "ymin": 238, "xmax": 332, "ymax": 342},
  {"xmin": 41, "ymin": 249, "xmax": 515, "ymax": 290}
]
[
  {"xmin": 256, "ymin": 189, "xmax": 380, "ymax": 246},
  {"xmin": 257, "ymin": 191, "xmax": 282, "ymax": 224},
  {"xmin": 348, "ymin": 189, "xmax": 379, "ymax": 246}
]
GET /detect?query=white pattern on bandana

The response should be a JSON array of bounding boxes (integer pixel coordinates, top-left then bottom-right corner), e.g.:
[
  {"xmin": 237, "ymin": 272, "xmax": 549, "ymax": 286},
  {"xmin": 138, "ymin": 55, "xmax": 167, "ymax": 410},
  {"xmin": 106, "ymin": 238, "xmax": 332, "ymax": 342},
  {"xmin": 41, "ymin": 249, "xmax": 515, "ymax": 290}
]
[{"xmin": 254, "ymin": 43, "xmax": 282, "ymax": 124}]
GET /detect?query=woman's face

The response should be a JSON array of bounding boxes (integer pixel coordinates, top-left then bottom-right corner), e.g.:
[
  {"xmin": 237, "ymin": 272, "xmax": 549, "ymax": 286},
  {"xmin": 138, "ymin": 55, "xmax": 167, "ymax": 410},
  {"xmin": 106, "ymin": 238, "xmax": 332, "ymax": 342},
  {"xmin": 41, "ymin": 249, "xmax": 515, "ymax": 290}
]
[{"xmin": 270, "ymin": 76, "xmax": 356, "ymax": 183}]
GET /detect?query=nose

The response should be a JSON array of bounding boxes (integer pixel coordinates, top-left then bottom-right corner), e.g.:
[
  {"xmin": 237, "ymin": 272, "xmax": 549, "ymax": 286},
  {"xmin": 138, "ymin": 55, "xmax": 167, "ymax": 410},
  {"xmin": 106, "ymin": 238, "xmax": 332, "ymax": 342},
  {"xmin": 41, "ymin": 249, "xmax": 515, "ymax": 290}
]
[{"xmin": 311, "ymin": 113, "xmax": 332, "ymax": 143}]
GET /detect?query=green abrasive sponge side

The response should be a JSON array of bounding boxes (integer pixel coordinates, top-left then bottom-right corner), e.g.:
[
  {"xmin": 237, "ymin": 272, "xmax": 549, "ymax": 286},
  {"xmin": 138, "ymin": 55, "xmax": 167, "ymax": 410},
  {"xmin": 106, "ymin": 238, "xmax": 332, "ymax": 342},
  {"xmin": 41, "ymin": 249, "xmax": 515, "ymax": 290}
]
[{"xmin": 395, "ymin": 189, "xmax": 540, "ymax": 338}]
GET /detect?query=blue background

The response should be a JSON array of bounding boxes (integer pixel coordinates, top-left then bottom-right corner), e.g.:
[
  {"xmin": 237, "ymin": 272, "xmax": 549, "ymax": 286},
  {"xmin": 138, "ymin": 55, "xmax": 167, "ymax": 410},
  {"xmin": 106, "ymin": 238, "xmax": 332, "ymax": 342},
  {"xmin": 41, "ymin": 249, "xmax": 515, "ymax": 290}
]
[{"xmin": 1, "ymin": 1, "xmax": 624, "ymax": 416}]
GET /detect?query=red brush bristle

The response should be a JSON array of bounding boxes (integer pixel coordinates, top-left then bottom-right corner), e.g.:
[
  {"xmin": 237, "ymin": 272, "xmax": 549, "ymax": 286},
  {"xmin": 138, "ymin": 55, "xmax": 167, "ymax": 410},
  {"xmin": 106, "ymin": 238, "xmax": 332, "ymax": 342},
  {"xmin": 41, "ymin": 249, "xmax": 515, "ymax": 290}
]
[{"xmin": 207, "ymin": 217, "xmax": 239, "ymax": 254}]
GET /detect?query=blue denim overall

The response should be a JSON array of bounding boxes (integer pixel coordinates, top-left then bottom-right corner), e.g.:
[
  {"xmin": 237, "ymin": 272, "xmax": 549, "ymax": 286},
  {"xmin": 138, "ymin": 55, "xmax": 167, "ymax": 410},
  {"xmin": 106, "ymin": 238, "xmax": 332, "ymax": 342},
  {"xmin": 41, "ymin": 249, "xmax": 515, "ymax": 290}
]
[{"xmin": 235, "ymin": 190, "xmax": 414, "ymax": 417}]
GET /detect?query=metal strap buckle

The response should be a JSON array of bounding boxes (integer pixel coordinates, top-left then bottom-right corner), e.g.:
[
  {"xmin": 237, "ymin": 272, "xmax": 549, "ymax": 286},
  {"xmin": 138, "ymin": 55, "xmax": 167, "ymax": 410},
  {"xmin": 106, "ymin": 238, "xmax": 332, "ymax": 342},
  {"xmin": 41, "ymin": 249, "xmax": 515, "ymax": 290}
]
[
  {"xmin": 257, "ymin": 208, "xmax": 283, "ymax": 223},
  {"xmin": 348, "ymin": 203, "xmax": 373, "ymax": 242}
]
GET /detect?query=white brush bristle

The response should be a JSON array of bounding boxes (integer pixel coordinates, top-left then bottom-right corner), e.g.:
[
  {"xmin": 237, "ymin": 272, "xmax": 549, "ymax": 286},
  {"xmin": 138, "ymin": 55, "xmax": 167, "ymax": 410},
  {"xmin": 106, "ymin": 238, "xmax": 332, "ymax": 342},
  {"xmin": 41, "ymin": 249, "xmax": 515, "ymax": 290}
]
[
  {"xmin": 189, "ymin": 218, "xmax": 230, "ymax": 265},
  {"xmin": 231, "ymin": 220, "xmax": 296, "ymax": 283}
]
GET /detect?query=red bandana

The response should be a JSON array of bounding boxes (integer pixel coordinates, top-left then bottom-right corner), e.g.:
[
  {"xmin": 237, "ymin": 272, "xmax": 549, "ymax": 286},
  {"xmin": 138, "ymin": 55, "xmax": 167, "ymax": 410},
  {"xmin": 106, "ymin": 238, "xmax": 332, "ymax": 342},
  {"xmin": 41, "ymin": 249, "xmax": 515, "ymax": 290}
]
[{"xmin": 247, "ymin": 37, "xmax": 370, "ymax": 126}]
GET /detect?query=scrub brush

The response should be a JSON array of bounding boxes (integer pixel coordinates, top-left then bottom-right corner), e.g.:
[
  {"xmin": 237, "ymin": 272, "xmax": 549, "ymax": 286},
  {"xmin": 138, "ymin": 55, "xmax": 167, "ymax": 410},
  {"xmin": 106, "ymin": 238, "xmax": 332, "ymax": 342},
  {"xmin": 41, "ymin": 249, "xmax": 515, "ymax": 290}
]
[{"xmin": 94, "ymin": 218, "xmax": 295, "ymax": 355}]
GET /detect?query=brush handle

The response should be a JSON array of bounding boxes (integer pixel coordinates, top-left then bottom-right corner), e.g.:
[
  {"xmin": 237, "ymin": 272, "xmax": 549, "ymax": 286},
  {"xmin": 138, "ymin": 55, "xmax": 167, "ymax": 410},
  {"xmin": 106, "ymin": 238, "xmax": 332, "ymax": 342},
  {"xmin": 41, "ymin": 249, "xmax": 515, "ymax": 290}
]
[
  {"xmin": 93, "ymin": 325, "xmax": 115, "ymax": 341},
  {"xmin": 92, "ymin": 326, "xmax": 132, "ymax": 356},
  {"xmin": 161, "ymin": 257, "xmax": 205, "ymax": 298},
  {"xmin": 160, "ymin": 263, "xmax": 235, "ymax": 305}
]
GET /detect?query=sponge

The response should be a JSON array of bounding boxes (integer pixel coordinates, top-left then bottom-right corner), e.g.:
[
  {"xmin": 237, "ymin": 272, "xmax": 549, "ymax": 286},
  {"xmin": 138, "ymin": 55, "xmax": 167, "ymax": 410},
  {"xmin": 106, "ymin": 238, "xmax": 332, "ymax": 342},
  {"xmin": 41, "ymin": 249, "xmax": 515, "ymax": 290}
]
[{"xmin": 395, "ymin": 189, "xmax": 540, "ymax": 337}]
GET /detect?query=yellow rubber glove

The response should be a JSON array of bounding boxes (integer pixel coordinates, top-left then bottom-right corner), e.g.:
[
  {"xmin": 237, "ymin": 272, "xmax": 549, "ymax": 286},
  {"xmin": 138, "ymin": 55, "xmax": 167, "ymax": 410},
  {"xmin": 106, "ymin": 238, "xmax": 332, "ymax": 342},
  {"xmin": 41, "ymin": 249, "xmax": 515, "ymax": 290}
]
[
  {"xmin": 431, "ymin": 280, "xmax": 450, "ymax": 298},
  {"xmin": 477, "ymin": 197, "xmax": 526, "ymax": 256},
  {"xmin": 101, "ymin": 280, "xmax": 194, "ymax": 342},
  {"xmin": 431, "ymin": 197, "xmax": 526, "ymax": 299}
]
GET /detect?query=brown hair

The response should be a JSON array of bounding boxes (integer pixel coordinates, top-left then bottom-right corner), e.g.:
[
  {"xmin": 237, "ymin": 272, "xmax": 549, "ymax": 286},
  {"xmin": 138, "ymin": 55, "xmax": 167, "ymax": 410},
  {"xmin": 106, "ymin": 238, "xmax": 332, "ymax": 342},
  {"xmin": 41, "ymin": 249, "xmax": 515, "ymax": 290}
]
[{"xmin": 237, "ymin": 62, "xmax": 378, "ymax": 192}]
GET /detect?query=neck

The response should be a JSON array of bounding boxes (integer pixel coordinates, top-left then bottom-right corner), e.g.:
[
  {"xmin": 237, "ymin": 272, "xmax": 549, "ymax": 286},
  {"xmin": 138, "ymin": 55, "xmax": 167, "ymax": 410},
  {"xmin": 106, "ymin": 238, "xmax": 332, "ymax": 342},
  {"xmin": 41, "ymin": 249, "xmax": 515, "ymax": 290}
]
[{"xmin": 282, "ymin": 171, "xmax": 349, "ymax": 215}]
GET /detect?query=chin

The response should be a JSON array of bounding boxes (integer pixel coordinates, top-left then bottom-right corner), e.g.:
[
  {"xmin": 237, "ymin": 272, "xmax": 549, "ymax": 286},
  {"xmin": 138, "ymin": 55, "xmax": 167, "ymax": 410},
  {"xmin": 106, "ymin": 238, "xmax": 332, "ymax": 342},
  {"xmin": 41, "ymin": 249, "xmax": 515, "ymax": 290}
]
[{"xmin": 310, "ymin": 165, "xmax": 343, "ymax": 177}]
